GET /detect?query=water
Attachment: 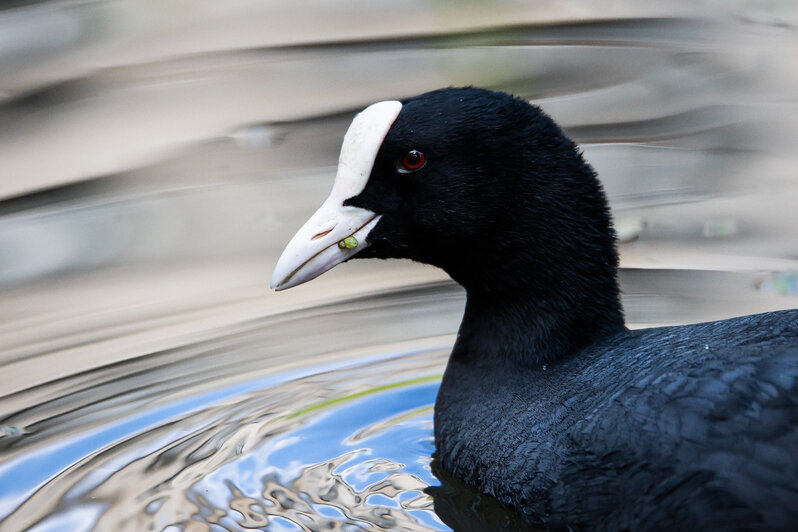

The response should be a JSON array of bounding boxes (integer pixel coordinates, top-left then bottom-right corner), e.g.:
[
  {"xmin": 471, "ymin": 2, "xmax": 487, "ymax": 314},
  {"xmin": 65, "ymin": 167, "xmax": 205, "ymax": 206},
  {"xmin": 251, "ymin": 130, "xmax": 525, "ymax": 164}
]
[
  {"xmin": 2, "ymin": 348, "xmax": 447, "ymax": 531},
  {"xmin": 0, "ymin": 283, "xmax": 464, "ymax": 530},
  {"xmin": 1, "ymin": 1, "xmax": 797, "ymax": 530}
]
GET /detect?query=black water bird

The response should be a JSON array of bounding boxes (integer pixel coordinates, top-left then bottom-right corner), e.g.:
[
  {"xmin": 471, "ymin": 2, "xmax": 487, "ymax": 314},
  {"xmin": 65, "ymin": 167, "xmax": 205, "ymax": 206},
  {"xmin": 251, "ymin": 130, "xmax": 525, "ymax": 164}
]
[{"xmin": 271, "ymin": 87, "xmax": 798, "ymax": 530}]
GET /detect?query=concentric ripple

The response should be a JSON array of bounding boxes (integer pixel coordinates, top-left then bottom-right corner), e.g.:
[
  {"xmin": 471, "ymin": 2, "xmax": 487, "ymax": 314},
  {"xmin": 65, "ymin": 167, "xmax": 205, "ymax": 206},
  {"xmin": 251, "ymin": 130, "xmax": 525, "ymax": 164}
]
[
  {"xmin": 0, "ymin": 347, "xmax": 451, "ymax": 532},
  {"xmin": 2, "ymin": 3, "xmax": 797, "ymax": 532}
]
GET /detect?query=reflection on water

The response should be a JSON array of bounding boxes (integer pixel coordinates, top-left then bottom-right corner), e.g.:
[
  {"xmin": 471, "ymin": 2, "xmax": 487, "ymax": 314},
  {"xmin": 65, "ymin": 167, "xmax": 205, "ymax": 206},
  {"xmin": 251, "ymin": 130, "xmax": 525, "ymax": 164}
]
[
  {"xmin": 1, "ymin": 347, "xmax": 448, "ymax": 531},
  {"xmin": 0, "ymin": 284, "xmax": 462, "ymax": 530},
  {"xmin": 1, "ymin": 1, "xmax": 797, "ymax": 530},
  {"xmin": 1, "ymin": 344, "xmax": 448, "ymax": 531}
]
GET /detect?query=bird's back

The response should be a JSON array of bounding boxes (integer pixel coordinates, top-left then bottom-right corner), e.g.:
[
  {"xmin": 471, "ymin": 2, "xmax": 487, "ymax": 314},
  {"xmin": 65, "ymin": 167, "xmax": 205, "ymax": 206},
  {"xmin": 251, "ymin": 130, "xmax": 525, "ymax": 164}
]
[{"xmin": 435, "ymin": 309, "xmax": 798, "ymax": 530}]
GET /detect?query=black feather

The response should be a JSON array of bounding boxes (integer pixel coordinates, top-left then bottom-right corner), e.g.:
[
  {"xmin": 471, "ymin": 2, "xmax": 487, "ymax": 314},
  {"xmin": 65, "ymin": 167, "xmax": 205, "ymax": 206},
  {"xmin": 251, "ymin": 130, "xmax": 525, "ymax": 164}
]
[{"xmin": 345, "ymin": 87, "xmax": 798, "ymax": 530}]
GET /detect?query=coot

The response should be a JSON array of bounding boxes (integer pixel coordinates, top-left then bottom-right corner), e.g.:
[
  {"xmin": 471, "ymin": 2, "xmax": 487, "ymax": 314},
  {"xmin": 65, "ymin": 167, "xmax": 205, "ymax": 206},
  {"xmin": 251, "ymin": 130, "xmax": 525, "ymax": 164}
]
[{"xmin": 271, "ymin": 88, "xmax": 798, "ymax": 530}]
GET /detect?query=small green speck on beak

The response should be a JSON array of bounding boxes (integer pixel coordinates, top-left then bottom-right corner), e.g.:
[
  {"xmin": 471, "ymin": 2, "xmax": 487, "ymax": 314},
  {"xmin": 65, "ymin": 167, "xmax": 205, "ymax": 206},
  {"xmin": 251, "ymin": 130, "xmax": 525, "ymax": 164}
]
[{"xmin": 338, "ymin": 236, "xmax": 359, "ymax": 249}]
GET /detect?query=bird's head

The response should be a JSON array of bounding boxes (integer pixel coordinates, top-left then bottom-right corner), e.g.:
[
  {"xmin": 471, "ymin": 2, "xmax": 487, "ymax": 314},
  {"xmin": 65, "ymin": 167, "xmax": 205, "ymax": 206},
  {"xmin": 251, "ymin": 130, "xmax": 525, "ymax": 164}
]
[{"xmin": 271, "ymin": 87, "xmax": 621, "ymax": 327}]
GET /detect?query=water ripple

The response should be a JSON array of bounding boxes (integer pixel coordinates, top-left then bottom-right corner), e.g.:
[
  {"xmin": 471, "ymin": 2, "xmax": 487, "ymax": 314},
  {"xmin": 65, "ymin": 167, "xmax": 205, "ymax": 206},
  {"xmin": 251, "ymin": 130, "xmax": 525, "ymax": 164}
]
[
  {"xmin": 1, "ymin": 347, "xmax": 449, "ymax": 531},
  {"xmin": 1, "ymin": 2, "xmax": 797, "ymax": 530}
]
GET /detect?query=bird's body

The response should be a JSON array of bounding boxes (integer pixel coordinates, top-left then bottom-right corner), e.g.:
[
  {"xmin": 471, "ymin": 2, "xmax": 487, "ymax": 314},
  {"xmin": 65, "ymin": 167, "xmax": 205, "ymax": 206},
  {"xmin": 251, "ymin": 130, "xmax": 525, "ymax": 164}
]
[
  {"xmin": 271, "ymin": 87, "xmax": 798, "ymax": 530},
  {"xmin": 437, "ymin": 309, "xmax": 798, "ymax": 530}
]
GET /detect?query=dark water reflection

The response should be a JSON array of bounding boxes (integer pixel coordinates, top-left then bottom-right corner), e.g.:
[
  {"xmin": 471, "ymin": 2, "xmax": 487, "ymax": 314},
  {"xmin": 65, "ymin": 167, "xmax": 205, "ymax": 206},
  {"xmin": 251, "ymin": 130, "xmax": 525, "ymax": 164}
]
[{"xmin": 1, "ymin": 1, "xmax": 797, "ymax": 530}]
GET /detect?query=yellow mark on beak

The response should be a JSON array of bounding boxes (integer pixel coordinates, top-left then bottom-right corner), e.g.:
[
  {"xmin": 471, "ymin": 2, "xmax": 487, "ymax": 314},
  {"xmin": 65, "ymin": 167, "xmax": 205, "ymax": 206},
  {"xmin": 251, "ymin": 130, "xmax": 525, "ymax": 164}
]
[{"xmin": 338, "ymin": 236, "xmax": 359, "ymax": 249}]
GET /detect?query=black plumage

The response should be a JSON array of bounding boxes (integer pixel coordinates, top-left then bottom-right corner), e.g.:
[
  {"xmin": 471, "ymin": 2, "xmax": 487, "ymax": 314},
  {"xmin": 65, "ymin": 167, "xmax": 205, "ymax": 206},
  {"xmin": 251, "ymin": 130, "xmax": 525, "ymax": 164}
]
[
  {"xmin": 436, "ymin": 312, "xmax": 798, "ymax": 530},
  {"xmin": 285, "ymin": 87, "xmax": 798, "ymax": 530}
]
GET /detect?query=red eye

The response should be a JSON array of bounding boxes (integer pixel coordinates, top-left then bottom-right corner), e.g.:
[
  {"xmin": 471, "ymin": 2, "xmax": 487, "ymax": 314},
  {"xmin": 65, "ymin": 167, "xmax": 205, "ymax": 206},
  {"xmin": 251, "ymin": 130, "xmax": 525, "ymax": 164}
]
[{"xmin": 400, "ymin": 150, "xmax": 427, "ymax": 172}]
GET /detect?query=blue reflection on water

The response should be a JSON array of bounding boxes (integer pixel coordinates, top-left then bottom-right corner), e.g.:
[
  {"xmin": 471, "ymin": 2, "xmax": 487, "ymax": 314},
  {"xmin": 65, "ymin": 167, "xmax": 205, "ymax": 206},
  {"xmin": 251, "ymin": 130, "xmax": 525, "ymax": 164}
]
[
  {"xmin": 194, "ymin": 381, "xmax": 445, "ymax": 530},
  {"xmin": 0, "ymin": 349, "xmax": 442, "ymax": 525},
  {"xmin": 270, "ymin": 383, "xmax": 437, "ymax": 476}
]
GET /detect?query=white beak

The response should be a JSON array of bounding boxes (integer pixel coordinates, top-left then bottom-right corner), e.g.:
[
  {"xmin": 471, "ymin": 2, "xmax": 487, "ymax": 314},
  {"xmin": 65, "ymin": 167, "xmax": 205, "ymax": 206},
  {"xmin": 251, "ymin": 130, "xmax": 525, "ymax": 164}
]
[{"xmin": 270, "ymin": 100, "xmax": 403, "ymax": 290}]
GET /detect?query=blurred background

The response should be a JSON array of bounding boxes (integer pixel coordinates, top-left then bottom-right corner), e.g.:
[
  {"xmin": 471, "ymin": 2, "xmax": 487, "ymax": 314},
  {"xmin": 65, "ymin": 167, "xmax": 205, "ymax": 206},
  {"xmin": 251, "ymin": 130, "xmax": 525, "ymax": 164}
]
[{"xmin": 0, "ymin": 1, "xmax": 797, "ymax": 531}]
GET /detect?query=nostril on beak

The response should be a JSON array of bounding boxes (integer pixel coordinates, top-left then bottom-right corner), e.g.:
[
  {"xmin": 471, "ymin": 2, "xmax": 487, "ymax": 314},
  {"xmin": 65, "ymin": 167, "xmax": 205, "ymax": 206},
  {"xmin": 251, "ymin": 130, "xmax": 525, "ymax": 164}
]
[{"xmin": 311, "ymin": 227, "xmax": 334, "ymax": 240}]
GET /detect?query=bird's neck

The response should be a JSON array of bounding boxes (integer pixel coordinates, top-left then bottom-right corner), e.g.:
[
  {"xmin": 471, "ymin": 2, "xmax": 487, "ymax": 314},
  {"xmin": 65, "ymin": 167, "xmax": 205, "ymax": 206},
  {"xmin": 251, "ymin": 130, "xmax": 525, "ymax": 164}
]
[{"xmin": 450, "ymin": 256, "xmax": 626, "ymax": 368}]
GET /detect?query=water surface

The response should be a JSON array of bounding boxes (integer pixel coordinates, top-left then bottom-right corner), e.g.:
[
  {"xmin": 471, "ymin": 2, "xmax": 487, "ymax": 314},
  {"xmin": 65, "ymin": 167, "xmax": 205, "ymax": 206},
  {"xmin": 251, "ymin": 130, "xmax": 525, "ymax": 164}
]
[{"xmin": 1, "ymin": 1, "xmax": 797, "ymax": 530}]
